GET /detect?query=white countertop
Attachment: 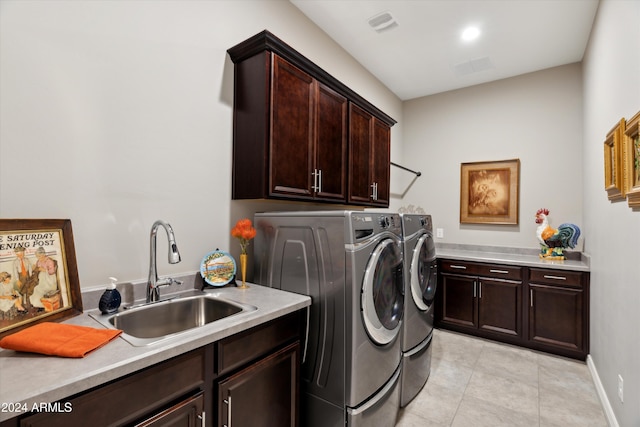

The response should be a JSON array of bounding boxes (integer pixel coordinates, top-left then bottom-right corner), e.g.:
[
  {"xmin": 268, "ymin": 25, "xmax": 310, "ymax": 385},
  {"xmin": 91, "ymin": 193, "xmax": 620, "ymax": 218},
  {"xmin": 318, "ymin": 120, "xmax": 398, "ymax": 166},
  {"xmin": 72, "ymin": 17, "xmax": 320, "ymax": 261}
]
[
  {"xmin": 436, "ymin": 244, "xmax": 590, "ymax": 272},
  {"xmin": 0, "ymin": 283, "xmax": 310, "ymax": 422}
]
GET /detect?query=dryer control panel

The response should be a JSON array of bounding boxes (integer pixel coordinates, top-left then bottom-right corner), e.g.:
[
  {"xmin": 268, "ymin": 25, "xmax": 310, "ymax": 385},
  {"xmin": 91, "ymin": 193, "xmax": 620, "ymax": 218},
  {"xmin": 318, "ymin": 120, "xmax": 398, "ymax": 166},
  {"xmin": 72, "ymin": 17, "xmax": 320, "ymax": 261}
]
[{"xmin": 349, "ymin": 213, "xmax": 402, "ymax": 243}]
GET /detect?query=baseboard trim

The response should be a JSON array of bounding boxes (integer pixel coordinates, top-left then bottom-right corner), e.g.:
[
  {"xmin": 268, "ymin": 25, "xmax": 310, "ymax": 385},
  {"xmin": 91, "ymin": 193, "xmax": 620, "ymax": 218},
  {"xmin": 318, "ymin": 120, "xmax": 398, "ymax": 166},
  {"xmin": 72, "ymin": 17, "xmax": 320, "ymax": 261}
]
[{"xmin": 587, "ymin": 355, "xmax": 619, "ymax": 427}]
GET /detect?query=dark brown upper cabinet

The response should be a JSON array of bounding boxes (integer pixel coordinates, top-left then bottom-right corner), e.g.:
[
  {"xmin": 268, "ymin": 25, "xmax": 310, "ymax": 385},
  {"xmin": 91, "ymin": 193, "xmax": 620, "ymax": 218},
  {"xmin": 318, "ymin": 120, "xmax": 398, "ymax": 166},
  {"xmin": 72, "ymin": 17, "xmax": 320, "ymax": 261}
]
[
  {"xmin": 228, "ymin": 30, "xmax": 396, "ymax": 207},
  {"xmin": 348, "ymin": 103, "xmax": 391, "ymax": 206},
  {"xmin": 269, "ymin": 55, "xmax": 348, "ymax": 201}
]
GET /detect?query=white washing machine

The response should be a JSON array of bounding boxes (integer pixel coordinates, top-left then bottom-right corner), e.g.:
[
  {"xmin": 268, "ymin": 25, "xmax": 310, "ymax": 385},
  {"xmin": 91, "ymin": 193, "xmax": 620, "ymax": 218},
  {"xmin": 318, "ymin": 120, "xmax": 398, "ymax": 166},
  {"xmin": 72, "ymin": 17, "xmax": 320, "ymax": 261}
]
[
  {"xmin": 254, "ymin": 211, "xmax": 404, "ymax": 427},
  {"xmin": 399, "ymin": 213, "xmax": 437, "ymax": 407}
]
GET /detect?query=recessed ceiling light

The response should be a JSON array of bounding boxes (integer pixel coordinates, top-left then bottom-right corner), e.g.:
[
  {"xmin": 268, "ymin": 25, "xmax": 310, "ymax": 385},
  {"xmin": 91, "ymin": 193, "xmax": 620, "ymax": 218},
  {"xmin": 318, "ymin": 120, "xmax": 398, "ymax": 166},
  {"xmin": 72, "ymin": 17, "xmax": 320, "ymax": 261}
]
[{"xmin": 461, "ymin": 26, "xmax": 480, "ymax": 41}]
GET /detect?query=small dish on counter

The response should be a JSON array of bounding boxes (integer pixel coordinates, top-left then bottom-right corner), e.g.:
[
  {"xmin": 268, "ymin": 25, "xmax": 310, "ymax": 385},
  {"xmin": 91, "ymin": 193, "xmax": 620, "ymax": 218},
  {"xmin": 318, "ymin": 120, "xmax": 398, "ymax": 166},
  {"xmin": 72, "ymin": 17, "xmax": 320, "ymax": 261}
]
[{"xmin": 200, "ymin": 249, "xmax": 236, "ymax": 286}]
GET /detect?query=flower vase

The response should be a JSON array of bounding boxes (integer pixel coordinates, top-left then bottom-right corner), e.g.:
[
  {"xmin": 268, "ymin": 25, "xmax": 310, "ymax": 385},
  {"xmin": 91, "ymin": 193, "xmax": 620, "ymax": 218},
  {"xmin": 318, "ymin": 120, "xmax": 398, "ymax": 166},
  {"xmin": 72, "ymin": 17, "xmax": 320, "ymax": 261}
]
[{"xmin": 238, "ymin": 253, "xmax": 249, "ymax": 288}]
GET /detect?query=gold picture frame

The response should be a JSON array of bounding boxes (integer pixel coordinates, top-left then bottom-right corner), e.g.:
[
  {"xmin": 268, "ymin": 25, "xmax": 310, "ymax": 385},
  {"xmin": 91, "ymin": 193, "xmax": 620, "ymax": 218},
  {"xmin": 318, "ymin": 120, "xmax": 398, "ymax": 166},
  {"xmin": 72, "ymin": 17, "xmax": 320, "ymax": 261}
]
[
  {"xmin": 624, "ymin": 111, "xmax": 640, "ymax": 210},
  {"xmin": 604, "ymin": 118, "xmax": 626, "ymax": 201},
  {"xmin": 0, "ymin": 219, "xmax": 83, "ymax": 339},
  {"xmin": 460, "ymin": 159, "xmax": 520, "ymax": 225}
]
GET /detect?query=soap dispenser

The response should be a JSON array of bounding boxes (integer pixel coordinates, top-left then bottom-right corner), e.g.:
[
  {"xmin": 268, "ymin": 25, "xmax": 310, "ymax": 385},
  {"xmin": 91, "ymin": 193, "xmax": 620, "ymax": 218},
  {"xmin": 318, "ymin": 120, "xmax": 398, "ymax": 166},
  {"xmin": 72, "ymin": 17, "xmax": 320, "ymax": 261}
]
[{"xmin": 99, "ymin": 277, "xmax": 121, "ymax": 314}]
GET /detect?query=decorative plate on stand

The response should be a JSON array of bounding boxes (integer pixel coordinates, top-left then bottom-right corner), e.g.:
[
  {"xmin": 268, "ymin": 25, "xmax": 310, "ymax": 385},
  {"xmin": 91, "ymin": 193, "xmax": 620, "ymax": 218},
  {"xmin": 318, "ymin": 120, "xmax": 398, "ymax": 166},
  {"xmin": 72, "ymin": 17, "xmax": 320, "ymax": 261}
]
[{"xmin": 200, "ymin": 250, "xmax": 236, "ymax": 287}]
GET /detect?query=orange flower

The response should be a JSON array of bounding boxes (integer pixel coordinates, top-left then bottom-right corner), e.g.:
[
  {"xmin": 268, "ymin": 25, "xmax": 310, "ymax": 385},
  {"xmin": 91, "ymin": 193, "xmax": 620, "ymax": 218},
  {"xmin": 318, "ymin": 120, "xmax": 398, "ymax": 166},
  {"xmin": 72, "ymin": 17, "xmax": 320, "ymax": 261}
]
[{"xmin": 231, "ymin": 218, "xmax": 256, "ymax": 254}]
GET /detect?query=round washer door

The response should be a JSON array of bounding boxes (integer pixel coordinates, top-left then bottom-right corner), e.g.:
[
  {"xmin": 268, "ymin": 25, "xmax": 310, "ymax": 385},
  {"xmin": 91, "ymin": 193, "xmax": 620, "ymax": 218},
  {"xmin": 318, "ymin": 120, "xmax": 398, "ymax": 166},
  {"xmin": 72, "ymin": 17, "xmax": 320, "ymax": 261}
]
[
  {"xmin": 362, "ymin": 237, "xmax": 404, "ymax": 345},
  {"xmin": 410, "ymin": 232, "xmax": 437, "ymax": 311}
]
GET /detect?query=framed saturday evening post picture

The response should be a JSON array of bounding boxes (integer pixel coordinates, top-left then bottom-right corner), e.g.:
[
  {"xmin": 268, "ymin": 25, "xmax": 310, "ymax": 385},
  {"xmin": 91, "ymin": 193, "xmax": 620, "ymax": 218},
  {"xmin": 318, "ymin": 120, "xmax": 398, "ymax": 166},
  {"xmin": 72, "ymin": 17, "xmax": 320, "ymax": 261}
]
[{"xmin": 0, "ymin": 219, "xmax": 82, "ymax": 338}]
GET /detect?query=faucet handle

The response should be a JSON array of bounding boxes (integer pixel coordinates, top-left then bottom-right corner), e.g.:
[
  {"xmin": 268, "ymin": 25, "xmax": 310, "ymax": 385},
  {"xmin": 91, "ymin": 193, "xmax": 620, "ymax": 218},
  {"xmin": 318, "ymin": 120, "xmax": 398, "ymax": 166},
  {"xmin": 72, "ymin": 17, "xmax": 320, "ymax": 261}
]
[{"xmin": 156, "ymin": 277, "xmax": 183, "ymax": 288}]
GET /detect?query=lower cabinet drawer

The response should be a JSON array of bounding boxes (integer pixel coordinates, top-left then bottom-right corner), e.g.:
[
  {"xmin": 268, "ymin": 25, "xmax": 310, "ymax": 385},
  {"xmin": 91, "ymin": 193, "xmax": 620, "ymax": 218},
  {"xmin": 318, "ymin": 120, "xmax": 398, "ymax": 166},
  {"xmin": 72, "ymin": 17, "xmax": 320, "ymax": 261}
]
[
  {"xmin": 529, "ymin": 268, "xmax": 584, "ymax": 288},
  {"xmin": 19, "ymin": 348, "xmax": 206, "ymax": 427},
  {"xmin": 440, "ymin": 259, "xmax": 522, "ymax": 280}
]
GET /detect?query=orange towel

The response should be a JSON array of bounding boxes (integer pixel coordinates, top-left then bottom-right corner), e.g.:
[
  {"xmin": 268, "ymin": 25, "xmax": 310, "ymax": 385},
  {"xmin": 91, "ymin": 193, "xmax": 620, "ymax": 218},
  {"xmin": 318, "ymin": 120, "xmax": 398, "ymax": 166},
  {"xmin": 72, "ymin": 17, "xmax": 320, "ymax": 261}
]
[{"xmin": 0, "ymin": 322, "xmax": 122, "ymax": 358}]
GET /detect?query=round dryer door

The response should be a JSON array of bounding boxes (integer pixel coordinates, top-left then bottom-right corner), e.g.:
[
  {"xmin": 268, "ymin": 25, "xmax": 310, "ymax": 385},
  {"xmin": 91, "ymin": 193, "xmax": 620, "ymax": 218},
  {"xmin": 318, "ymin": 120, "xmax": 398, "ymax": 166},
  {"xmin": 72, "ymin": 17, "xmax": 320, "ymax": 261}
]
[
  {"xmin": 362, "ymin": 237, "xmax": 404, "ymax": 345},
  {"xmin": 410, "ymin": 233, "xmax": 437, "ymax": 311}
]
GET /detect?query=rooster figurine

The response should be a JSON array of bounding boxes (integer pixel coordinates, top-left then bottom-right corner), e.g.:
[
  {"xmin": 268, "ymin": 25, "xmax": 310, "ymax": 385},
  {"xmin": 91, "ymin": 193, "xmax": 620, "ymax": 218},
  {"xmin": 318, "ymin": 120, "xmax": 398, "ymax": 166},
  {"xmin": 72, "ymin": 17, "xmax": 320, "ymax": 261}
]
[{"xmin": 535, "ymin": 208, "xmax": 581, "ymax": 260}]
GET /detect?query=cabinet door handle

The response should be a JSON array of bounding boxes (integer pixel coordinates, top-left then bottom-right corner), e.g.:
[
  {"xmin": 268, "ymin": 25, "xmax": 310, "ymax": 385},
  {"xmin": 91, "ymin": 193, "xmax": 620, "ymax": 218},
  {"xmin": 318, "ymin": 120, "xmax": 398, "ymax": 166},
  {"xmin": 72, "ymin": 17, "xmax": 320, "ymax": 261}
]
[
  {"xmin": 530, "ymin": 289, "xmax": 534, "ymax": 307},
  {"xmin": 450, "ymin": 265, "xmax": 467, "ymax": 270},
  {"xmin": 370, "ymin": 182, "xmax": 378, "ymax": 200},
  {"xmin": 312, "ymin": 169, "xmax": 319, "ymax": 192},
  {"xmin": 479, "ymin": 281, "xmax": 482, "ymax": 298},
  {"xmin": 473, "ymin": 280, "xmax": 477, "ymax": 298},
  {"xmin": 543, "ymin": 274, "xmax": 567, "ymax": 281},
  {"xmin": 224, "ymin": 395, "xmax": 232, "ymax": 427},
  {"xmin": 198, "ymin": 411, "xmax": 206, "ymax": 427},
  {"xmin": 318, "ymin": 169, "xmax": 322, "ymax": 193},
  {"xmin": 490, "ymin": 269, "xmax": 509, "ymax": 274}
]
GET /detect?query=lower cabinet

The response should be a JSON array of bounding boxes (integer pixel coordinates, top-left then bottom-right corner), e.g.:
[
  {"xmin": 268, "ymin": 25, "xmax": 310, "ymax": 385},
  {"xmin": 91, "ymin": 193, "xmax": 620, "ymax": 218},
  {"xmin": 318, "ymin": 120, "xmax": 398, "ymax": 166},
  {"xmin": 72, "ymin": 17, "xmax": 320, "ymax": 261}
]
[
  {"xmin": 217, "ymin": 343, "xmax": 299, "ymax": 427},
  {"xmin": 3, "ymin": 311, "xmax": 302, "ymax": 427},
  {"xmin": 215, "ymin": 310, "xmax": 302, "ymax": 427},
  {"xmin": 437, "ymin": 259, "xmax": 589, "ymax": 360},
  {"xmin": 527, "ymin": 268, "xmax": 589, "ymax": 359},
  {"xmin": 438, "ymin": 260, "xmax": 522, "ymax": 344}
]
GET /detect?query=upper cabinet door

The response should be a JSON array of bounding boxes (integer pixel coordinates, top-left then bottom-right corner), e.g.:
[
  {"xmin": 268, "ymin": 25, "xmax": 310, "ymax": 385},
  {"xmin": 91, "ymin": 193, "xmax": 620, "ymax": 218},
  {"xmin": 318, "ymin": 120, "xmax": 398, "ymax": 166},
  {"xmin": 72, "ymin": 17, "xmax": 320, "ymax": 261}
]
[
  {"xmin": 348, "ymin": 103, "xmax": 391, "ymax": 207},
  {"xmin": 270, "ymin": 55, "xmax": 315, "ymax": 198},
  {"xmin": 371, "ymin": 119, "xmax": 391, "ymax": 206},
  {"xmin": 315, "ymin": 82, "xmax": 348, "ymax": 201},
  {"xmin": 348, "ymin": 103, "xmax": 374, "ymax": 205}
]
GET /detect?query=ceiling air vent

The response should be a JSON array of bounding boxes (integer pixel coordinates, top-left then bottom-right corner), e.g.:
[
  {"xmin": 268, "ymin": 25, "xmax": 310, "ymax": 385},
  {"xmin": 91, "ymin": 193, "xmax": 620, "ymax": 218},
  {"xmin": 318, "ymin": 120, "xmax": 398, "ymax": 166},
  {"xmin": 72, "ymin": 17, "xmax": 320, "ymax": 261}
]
[
  {"xmin": 454, "ymin": 57, "xmax": 494, "ymax": 76},
  {"xmin": 368, "ymin": 11, "xmax": 398, "ymax": 32}
]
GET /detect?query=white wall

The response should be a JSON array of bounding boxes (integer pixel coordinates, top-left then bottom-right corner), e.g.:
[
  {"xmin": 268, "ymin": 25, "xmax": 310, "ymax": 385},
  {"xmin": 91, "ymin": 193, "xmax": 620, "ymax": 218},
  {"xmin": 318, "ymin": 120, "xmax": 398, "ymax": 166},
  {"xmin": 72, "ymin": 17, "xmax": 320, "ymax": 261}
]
[
  {"xmin": 401, "ymin": 63, "xmax": 584, "ymax": 248},
  {"xmin": 0, "ymin": 0, "xmax": 403, "ymax": 288},
  {"xmin": 582, "ymin": 1, "xmax": 640, "ymax": 425}
]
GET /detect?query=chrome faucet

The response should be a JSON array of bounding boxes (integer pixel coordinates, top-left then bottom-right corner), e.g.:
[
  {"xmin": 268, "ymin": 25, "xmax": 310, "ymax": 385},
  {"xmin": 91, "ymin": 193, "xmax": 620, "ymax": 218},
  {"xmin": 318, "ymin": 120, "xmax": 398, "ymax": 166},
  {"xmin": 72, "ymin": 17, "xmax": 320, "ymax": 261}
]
[{"xmin": 147, "ymin": 220, "xmax": 183, "ymax": 303}]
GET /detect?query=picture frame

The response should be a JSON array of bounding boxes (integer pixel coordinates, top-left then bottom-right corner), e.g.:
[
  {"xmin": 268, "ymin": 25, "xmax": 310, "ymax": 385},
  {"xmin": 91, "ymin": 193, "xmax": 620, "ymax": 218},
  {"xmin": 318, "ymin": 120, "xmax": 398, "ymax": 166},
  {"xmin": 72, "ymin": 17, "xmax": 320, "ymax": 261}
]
[
  {"xmin": 624, "ymin": 111, "xmax": 640, "ymax": 210},
  {"xmin": 604, "ymin": 118, "xmax": 626, "ymax": 201},
  {"xmin": 0, "ymin": 219, "xmax": 82, "ymax": 339},
  {"xmin": 460, "ymin": 159, "xmax": 520, "ymax": 225}
]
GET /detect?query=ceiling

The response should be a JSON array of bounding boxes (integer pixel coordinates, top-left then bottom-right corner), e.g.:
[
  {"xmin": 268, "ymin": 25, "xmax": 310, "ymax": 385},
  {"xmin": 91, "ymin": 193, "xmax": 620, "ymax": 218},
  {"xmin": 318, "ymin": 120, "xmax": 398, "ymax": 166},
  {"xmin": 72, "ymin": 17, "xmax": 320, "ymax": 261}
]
[{"xmin": 290, "ymin": 0, "xmax": 599, "ymax": 100}]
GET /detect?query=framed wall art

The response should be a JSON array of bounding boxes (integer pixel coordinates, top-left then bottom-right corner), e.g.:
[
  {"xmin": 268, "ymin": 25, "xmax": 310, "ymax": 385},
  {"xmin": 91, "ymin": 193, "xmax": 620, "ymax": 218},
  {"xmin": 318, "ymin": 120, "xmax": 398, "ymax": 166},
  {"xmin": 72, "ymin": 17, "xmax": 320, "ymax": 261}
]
[
  {"xmin": 604, "ymin": 118, "xmax": 626, "ymax": 201},
  {"xmin": 460, "ymin": 158, "xmax": 520, "ymax": 225},
  {"xmin": 0, "ymin": 219, "xmax": 83, "ymax": 339},
  {"xmin": 624, "ymin": 111, "xmax": 640, "ymax": 210}
]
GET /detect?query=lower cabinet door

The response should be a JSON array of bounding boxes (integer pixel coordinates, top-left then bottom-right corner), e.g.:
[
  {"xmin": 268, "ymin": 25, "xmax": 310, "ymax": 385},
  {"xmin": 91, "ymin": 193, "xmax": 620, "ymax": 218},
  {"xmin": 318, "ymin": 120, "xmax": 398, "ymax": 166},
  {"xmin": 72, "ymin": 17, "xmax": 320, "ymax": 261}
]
[
  {"xmin": 529, "ymin": 283, "xmax": 584, "ymax": 355},
  {"xmin": 477, "ymin": 278, "xmax": 522, "ymax": 338},
  {"xmin": 217, "ymin": 342, "xmax": 299, "ymax": 427},
  {"xmin": 440, "ymin": 273, "xmax": 477, "ymax": 329}
]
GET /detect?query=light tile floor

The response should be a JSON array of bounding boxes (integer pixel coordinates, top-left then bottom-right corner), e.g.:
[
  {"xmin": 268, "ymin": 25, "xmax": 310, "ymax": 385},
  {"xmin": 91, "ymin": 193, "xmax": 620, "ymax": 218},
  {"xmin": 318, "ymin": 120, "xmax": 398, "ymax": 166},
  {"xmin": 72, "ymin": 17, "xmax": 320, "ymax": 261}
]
[{"xmin": 396, "ymin": 329, "xmax": 608, "ymax": 427}]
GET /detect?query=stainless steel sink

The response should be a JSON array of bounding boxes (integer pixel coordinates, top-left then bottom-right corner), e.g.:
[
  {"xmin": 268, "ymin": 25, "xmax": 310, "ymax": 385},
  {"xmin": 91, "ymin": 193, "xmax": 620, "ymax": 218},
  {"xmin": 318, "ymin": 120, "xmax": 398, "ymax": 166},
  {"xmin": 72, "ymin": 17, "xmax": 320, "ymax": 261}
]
[{"xmin": 90, "ymin": 293, "xmax": 257, "ymax": 346}]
